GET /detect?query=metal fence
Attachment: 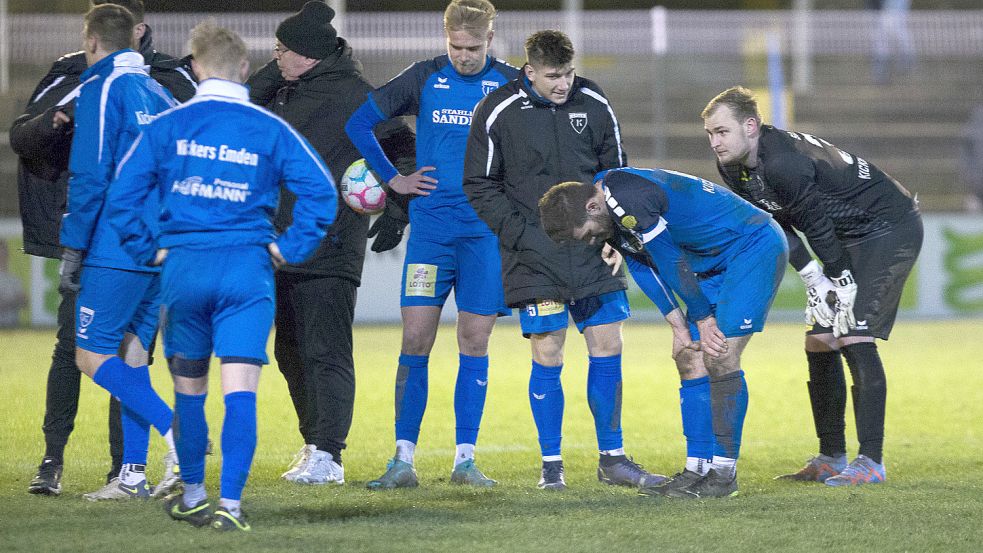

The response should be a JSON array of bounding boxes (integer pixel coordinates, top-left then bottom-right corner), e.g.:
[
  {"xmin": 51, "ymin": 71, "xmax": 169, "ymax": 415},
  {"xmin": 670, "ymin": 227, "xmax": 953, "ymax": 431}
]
[{"xmin": 7, "ymin": 10, "xmax": 983, "ymax": 63}]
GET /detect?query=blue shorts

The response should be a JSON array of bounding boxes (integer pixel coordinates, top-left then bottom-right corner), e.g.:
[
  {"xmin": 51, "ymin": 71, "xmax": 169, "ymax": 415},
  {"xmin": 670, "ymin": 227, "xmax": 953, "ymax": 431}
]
[
  {"xmin": 690, "ymin": 225, "xmax": 788, "ymax": 339},
  {"xmin": 161, "ymin": 245, "xmax": 275, "ymax": 375},
  {"xmin": 76, "ymin": 267, "xmax": 160, "ymax": 354},
  {"xmin": 518, "ymin": 290, "xmax": 631, "ymax": 337},
  {"xmin": 400, "ymin": 232, "xmax": 510, "ymax": 316}
]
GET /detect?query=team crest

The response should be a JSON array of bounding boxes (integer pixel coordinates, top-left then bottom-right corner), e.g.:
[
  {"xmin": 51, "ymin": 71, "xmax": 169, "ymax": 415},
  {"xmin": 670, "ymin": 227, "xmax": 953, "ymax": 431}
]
[
  {"xmin": 569, "ymin": 112, "xmax": 588, "ymax": 134},
  {"xmin": 79, "ymin": 306, "xmax": 95, "ymax": 329},
  {"xmin": 620, "ymin": 215, "xmax": 637, "ymax": 229},
  {"xmin": 481, "ymin": 80, "xmax": 499, "ymax": 95}
]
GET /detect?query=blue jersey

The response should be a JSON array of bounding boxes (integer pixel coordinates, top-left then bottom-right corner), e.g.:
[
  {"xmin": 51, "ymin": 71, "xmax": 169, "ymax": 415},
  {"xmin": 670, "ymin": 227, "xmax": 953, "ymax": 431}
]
[
  {"xmin": 598, "ymin": 167, "xmax": 776, "ymax": 321},
  {"xmin": 106, "ymin": 78, "xmax": 336, "ymax": 267},
  {"xmin": 60, "ymin": 50, "xmax": 177, "ymax": 272},
  {"xmin": 346, "ymin": 55, "xmax": 518, "ymax": 237}
]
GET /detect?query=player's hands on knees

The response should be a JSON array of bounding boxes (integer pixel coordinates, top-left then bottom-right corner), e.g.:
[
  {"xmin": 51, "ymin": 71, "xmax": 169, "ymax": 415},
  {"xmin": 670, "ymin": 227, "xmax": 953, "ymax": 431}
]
[
  {"xmin": 152, "ymin": 248, "xmax": 168, "ymax": 266},
  {"xmin": 695, "ymin": 315, "xmax": 728, "ymax": 358},
  {"xmin": 830, "ymin": 269, "xmax": 858, "ymax": 338},
  {"xmin": 267, "ymin": 242, "xmax": 287, "ymax": 268},
  {"xmin": 670, "ymin": 326, "xmax": 701, "ymax": 361},
  {"xmin": 388, "ymin": 166, "xmax": 437, "ymax": 196},
  {"xmin": 798, "ymin": 260, "xmax": 836, "ymax": 327},
  {"xmin": 601, "ymin": 243, "xmax": 623, "ymax": 276},
  {"xmin": 58, "ymin": 248, "xmax": 83, "ymax": 294}
]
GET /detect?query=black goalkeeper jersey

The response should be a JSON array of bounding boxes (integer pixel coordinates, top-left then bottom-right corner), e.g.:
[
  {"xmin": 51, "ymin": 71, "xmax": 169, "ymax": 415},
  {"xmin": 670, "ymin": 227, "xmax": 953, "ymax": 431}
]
[{"xmin": 716, "ymin": 125, "xmax": 916, "ymax": 276}]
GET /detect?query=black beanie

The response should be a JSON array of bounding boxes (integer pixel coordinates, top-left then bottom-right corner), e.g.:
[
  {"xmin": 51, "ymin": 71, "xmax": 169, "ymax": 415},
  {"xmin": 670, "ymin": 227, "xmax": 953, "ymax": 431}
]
[{"xmin": 276, "ymin": 1, "xmax": 339, "ymax": 60}]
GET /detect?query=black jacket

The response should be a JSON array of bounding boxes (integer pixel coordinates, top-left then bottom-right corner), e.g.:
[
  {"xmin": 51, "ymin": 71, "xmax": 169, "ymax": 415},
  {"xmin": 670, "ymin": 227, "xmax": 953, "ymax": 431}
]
[
  {"xmin": 463, "ymin": 74, "xmax": 627, "ymax": 306},
  {"xmin": 9, "ymin": 27, "xmax": 196, "ymax": 259},
  {"xmin": 248, "ymin": 39, "xmax": 415, "ymax": 284}
]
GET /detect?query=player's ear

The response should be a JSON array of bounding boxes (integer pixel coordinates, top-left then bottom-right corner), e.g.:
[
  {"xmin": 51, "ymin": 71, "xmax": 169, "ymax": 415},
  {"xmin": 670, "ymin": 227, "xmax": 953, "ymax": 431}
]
[
  {"xmin": 744, "ymin": 116, "xmax": 760, "ymax": 136},
  {"xmin": 486, "ymin": 29, "xmax": 494, "ymax": 48}
]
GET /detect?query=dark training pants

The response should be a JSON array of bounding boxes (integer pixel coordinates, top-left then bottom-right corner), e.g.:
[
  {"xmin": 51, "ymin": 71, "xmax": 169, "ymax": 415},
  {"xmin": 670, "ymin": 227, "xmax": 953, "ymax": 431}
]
[
  {"xmin": 274, "ymin": 272, "xmax": 357, "ymax": 463},
  {"xmin": 42, "ymin": 287, "xmax": 123, "ymax": 482}
]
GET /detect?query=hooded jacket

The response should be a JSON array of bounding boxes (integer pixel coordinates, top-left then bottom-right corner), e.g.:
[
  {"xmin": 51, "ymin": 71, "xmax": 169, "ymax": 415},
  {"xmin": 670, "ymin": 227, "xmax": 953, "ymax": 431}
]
[
  {"xmin": 463, "ymin": 74, "xmax": 627, "ymax": 306},
  {"xmin": 9, "ymin": 27, "xmax": 196, "ymax": 259},
  {"xmin": 247, "ymin": 38, "xmax": 415, "ymax": 285}
]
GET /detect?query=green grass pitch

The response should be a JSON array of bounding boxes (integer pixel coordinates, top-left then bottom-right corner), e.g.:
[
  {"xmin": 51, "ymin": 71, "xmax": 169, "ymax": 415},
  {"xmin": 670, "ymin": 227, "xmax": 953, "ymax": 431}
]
[{"xmin": 0, "ymin": 320, "xmax": 981, "ymax": 551}]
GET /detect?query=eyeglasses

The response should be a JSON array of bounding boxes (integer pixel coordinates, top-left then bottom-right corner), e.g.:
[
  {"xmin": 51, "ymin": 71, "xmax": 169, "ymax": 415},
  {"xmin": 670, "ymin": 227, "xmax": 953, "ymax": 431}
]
[{"xmin": 273, "ymin": 43, "xmax": 290, "ymax": 56}]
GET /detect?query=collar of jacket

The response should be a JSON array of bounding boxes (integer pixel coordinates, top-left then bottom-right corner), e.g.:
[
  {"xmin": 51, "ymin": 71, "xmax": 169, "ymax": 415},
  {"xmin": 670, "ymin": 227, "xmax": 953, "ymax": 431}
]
[
  {"xmin": 137, "ymin": 25, "xmax": 157, "ymax": 59},
  {"xmin": 81, "ymin": 49, "xmax": 147, "ymax": 80},
  {"xmin": 295, "ymin": 37, "xmax": 362, "ymax": 84},
  {"xmin": 196, "ymin": 78, "xmax": 248, "ymax": 101}
]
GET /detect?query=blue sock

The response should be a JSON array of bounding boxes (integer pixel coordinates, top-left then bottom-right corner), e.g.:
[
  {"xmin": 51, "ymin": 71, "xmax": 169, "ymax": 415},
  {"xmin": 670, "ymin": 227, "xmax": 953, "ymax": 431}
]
[
  {"xmin": 220, "ymin": 391, "xmax": 256, "ymax": 502},
  {"xmin": 679, "ymin": 376, "xmax": 714, "ymax": 460},
  {"xmin": 454, "ymin": 354, "xmax": 489, "ymax": 445},
  {"xmin": 587, "ymin": 355, "xmax": 623, "ymax": 451},
  {"xmin": 394, "ymin": 354, "xmax": 429, "ymax": 444},
  {"xmin": 711, "ymin": 371, "xmax": 749, "ymax": 460},
  {"xmin": 121, "ymin": 404, "xmax": 150, "ymax": 466},
  {"xmin": 174, "ymin": 392, "xmax": 208, "ymax": 485},
  {"xmin": 92, "ymin": 357, "xmax": 173, "ymax": 436},
  {"xmin": 529, "ymin": 361, "xmax": 564, "ymax": 457}
]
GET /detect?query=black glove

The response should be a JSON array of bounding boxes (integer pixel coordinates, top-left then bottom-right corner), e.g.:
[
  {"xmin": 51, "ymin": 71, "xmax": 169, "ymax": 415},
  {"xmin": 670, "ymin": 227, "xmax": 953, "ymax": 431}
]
[
  {"xmin": 58, "ymin": 248, "xmax": 83, "ymax": 294},
  {"xmin": 367, "ymin": 202, "xmax": 409, "ymax": 253}
]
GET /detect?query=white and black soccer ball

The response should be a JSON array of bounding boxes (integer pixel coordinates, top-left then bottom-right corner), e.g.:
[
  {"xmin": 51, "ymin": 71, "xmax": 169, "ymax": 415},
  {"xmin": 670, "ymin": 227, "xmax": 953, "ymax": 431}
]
[{"xmin": 340, "ymin": 158, "xmax": 386, "ymax": 215}]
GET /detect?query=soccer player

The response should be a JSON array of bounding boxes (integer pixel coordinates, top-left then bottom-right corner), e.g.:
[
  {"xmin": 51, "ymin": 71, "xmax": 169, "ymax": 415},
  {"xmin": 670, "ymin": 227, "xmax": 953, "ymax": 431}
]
[
  {"xmin": 247, "ymin": 0, "xmax": 416, "ymax": 487},
  {"xmin": 57, "ymin": 3, "xmax": 180, "ymax": 501},
  {"xmin": 107, "ymin": 22, "xmax": 336, "ymax": 531},
  {"xmin": 345, "ymin": 0, "xmax": 518, "ymax": 489},
  {"xmin": 463, "ymin": 30, "xmax": 663, "ymax": 490},
  {"xmin": 701, "ymin": 86, "xmax": 922, "ymax": 486},
  {"xmin": 539, "ymin": 167, "xmax": 789, "ymax": 498},
  {"xmin": 12, "ymin": 0, "xmax": 195, "ymax": 499}
]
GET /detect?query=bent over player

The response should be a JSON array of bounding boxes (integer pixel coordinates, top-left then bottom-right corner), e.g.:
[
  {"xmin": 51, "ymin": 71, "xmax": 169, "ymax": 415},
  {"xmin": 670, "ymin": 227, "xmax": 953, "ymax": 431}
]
[
  {"xmin": 58, "ymin": 4, "xmax": 179, "ymax": 500},
  {"xmin": 107, "ymin": 22, "xmax": 336, "ymax": 531},
  {"xmin": 346, "ymin": 0, "xmax": 518, "ymax": 488},
  {"xmin": 539, "ymin": 167, "xmax": 788, "ymax": 498},
  {"xmin": 702, "ymin": 87, "xmax": 922, "ymax": 486}
]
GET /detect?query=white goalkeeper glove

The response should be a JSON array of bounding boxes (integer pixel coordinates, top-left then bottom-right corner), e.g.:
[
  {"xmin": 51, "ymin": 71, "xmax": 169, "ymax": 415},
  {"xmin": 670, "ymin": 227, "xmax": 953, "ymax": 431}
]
[
  {"xmin": 830, "ymin": 269, "xmax": 858, "ymax": 338},
  {"xmin": 798, "ymin": 260, "xmax": 835, "ymax": 328}
]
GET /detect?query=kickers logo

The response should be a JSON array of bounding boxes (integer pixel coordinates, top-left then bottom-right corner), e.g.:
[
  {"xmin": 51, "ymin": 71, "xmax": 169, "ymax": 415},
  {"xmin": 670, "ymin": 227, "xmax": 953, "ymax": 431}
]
[
  {"xmin": 569, "ymin": 112, "xmax": 588, "ymax": 134},
  {"xmin": 77, "ymin": 306, "xmax": 95, "ymax": 339},
  {"xmin": 405, "ymin": 264, "xmax": 437, "ymax": 297}
]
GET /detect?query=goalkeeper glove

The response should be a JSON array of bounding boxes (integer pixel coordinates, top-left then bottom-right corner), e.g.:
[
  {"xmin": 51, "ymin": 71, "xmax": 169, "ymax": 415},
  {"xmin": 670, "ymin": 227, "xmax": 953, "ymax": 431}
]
[
  {"xmin": 830, "ymin": 269, "xmax": 858, "ymax": 338},
  {"xmin": 58, "ymin": 248, "xmax": 83, "ymax": 294},
  {"xmin": 368, "ymin": 201, "xmax": 409, "ymax": 253},
  {"xmin": 798, "ymin": 260, "xmax": 835, "ymax": 328}
]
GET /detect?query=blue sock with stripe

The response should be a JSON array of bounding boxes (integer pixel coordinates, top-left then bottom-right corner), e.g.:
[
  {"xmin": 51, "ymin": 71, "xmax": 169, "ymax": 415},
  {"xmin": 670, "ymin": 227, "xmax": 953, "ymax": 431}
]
[
  {"xmin": 711, "ymin": 371, "xmax": 749, "ymax": 460},
  {"xmin": 174, "ymin": 392, "xmax": 208, "ymax": 485},
  {"xmin": 220, "ymin": 391, "xmax": 256, "ymax": 502},
  {"xmin": 529, "ymin": 361, "xmax": 564, "ymax": 457},
  {"xmin": 454, "ymin": 354, "xmax": 489, "ymax": 446},
  {"xmin": 92, "ymin": 357, "xmax": 173, "ymax": 436},
  {"xmin": 394, "ymin": 354, "xmax": 429, "ymax": 444},
  {"xmin": 587, "ymin": 354, "xmax": 623, "ymax": 451},
  {"xmin": 680, "ymin": 376, "xmax": 715, "ymax": 460}
]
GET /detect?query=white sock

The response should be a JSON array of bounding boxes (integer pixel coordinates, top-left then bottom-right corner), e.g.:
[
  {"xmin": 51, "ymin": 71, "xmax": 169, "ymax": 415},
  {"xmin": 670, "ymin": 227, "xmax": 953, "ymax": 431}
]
[
  {"xmin": 395, "ymin": 440, "xmax": 416, "ymax": 464},
  {"xmin": 710, "ymin": 455, "xmax": 737, "ymax": 478},
  {"xmin": 183, "ymin": 482, "xmax": 206, "ymax": 507},
  {"xmin": 119, "ymin": 463, "xmax": 146, "ymax": 485},
  {"xmin": 685, "ymin": 457, "xmax": 710, "ymax": 475},
  {"xmin": 599, "ymin": 448, "xmax": 625, "ymax": 457},
  {"xmin": 542, "ymin": 455, "xmax": 562, "ymax": 463},
  {"xmin": 162, "ymin": 428, "xmax": 176, "ymax": 454},
  {"xmin": 220, "ymin": 498, "xmax": 241, "ymax": 517},
  {"xmin": 454, "ymin": 443, "xmax": 475, "ymax": 467}
]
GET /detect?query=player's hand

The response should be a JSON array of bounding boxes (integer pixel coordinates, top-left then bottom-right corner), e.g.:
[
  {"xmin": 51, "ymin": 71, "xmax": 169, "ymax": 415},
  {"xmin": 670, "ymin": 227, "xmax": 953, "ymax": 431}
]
[
  {"xmin": 368, "ymin": 202, "xmax": 409, "ymax": 253},
  {"xmin": 798, "ymin": 260, "xmax": 835, "ymax": 327},
  {"xmin": 830, "ymin": 269, "xmax": 858, "ymax": 338},
  {"xmin": 151, "ymin": 249, "xmax": 168, "ymax": 266},
  {"xmin": 388, "ymin": 166, "xmax": 437, "ymax": 196},
  {"xmin": 52, "ymin": 110, "xmax": 71, "ymax": 130},
  {"xmin": 58, "ymin": 248, "xmax": 84, "ymax": 294},
  {"xmin": 666, "ymin": 310, "xmax": 701, "ymax": 361},
  {"xmin": 601, "ymin": 243, "xmax": 623, "ymax": 276},
  {"xmin": 268, "ymin": 242, "xmax": 287, "ymax": 268},
  {"xmin": 695, "ymin": 315, "xmax": 728, "ymax": 358}
]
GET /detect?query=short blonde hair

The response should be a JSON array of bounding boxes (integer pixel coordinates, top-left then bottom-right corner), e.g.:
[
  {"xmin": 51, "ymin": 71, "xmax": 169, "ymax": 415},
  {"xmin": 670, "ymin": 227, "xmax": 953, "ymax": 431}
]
[
  {"xmin": 444, "ymin": 0, "xmax": 496, "ymax": 39},
  {"xmin": 190, "ymin": 20, "xmax": 247, "ymax": 82},
  {"xmin": 701, "ymin": 86, "xmax": 761, "ymax": 123}
]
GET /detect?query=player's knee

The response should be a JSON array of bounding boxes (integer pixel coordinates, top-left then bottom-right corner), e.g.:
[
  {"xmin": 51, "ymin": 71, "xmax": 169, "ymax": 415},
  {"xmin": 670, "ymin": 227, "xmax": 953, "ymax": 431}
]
[
  {"xmin": 674, "ymin": 350, "xmax": 707, "ymax": 380},
  {"xmin": 401, "ymin": 328, "xmax": 436, "ymax": 356},
  {"xmin": 805, "ymin": 332, "xmax": 837, "ymax": 352},
  {"xmin": 75, "ymin": 348, "xmax": 107, "ymax": 377}
]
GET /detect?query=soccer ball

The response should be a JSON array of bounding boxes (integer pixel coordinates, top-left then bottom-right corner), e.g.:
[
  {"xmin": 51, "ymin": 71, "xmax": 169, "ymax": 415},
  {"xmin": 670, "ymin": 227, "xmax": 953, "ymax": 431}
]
[{"xmin": 340, "ymin": 158, "xmax": 386, "ymax": 215}]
